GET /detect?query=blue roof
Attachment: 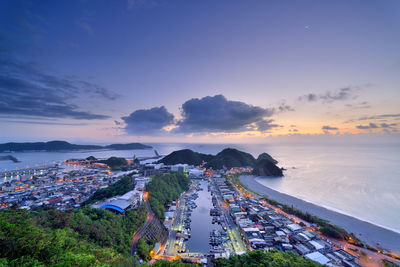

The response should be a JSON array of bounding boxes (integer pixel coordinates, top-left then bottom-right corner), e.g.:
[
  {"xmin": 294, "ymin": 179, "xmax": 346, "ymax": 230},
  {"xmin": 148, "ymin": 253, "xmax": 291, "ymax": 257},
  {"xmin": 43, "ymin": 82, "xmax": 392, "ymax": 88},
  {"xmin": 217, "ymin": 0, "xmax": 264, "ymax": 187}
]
[{"xmin": 100, "ymin": 204, "xmax": 125, "ymax": 213}]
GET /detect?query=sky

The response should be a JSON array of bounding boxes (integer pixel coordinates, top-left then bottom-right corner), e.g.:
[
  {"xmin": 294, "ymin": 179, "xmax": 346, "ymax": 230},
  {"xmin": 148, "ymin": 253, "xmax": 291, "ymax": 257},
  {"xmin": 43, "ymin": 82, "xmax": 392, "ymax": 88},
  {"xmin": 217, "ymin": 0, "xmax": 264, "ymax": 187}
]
[{"xmin": 1, "ymin": 0, "xmax": 400, "ymax": 144}]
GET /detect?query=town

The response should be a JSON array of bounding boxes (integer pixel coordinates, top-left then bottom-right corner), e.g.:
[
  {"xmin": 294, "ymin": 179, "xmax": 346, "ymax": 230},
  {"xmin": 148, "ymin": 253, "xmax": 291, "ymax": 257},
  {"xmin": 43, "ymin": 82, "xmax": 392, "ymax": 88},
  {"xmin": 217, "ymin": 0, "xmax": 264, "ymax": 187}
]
[{"xmin": 3, "ymin": 154, "xmax": 396, "ymax": 267}]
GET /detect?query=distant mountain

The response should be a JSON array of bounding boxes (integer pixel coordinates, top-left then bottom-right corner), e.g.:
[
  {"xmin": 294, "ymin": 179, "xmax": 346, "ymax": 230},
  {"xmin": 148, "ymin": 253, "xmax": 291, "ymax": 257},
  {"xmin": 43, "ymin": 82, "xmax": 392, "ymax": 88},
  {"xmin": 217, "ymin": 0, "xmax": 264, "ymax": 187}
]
[
  {"xmin": 158, "ymin": 148, "xmax": 283, "ymax": 176},
  {"xmin": 104, "ymin": 143, "xmax": 152, "ymax": 150},
  {"xmin": 0, "ymin": 141, "xmax": 151, "ymax": 152}
]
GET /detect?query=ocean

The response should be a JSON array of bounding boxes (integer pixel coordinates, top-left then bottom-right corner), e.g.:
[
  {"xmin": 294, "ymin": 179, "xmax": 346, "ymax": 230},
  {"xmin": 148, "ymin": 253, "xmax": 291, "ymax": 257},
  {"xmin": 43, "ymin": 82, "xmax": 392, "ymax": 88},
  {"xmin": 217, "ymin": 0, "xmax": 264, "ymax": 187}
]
[{"xmin": 1, "ymin": 142, "xmax": 399, "ymax": 234}]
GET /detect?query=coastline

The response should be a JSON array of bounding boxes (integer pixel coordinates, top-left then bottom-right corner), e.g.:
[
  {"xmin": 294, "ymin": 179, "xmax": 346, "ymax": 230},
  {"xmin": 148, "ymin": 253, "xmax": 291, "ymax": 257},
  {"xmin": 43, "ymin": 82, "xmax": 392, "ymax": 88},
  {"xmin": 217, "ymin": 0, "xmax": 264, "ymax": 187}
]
[{"xmin": 240, "ymin": 175, "xmax": 400, "ymax": 254}]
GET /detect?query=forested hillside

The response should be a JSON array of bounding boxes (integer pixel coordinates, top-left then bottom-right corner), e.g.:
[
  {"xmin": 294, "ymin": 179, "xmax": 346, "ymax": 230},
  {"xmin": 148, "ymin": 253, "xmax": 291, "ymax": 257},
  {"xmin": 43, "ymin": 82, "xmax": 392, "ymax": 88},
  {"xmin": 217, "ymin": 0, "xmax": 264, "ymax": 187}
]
[
  {"xmin": 147, "ymin": 172, "xmax": 190, "ymax": 220},
  {"xmin": 0, "ymin": 206, "xmax": 147, "ymax": 266}
]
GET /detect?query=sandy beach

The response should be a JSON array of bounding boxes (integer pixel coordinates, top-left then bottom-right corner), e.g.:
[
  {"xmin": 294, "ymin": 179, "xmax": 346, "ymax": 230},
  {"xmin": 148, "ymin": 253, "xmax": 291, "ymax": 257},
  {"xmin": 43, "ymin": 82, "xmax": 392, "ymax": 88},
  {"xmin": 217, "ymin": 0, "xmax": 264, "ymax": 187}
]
[{"xmin": 240, "ymin": 175, "xmax": 400, "ymax": 254}]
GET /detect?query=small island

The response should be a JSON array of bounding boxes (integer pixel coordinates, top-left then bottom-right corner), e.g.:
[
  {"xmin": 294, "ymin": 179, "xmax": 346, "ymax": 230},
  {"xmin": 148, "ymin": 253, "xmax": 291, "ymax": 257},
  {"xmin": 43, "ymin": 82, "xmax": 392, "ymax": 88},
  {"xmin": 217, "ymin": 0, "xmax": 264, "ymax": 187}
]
[{"xmin": 0, "ymin": 140, "xmax": 152, "ymax": 152}]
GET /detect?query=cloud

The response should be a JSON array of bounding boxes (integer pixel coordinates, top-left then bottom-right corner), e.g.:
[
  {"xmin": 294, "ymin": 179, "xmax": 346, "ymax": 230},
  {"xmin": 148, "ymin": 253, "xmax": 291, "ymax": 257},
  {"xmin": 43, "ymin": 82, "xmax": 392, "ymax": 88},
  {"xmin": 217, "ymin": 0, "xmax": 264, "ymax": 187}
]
[
  {"xmin": 300, "ymin": 93, "xmax": 318, "ymax": 102},
  {"xmin": 322, "ymin": 125, "xmax": 339, "ymax": 131},
  {"xmin": 356, "ymin": 123, "xmax": 398, "ymax": 133},
  {"xmin": 76, "ymin": 12, "xmax": 94, "ymax": 35},
  {"xmin": 121, "ymin": 106, "xmax": 174, "ymax": 135},
  {"xmin": 345, "ymin": 101, "xmax": 371, "ymax": 109},
  {"xmin": 380, "ymin": 123, "xmax": 397, "ymax": 128},
  {"xmin": 76, "ymin": 20, "xmax": 93, "ymax": 35},
  {"xmin": 277, "ymin": 103, "xmax": 295, "ymax": 112},
  {"xmin": 176, "ymin": 95, "xmax": 276, "ymax": 133},
  {"xmin": 255, "ymin": 119, "xmax": 280, "ymax": 132},
  {"xmin": 1, "ymin": 120, "xmax": 89, "ymax": 126},
  {"xmin": 355, "ymin": 123, "xmax": 397, "ymax": 130},
  {"xmin": 357, "ymin": 114, "xmax": 400, "ymax": 121},
  {"xmin": 0, "ymin": 58, "xmax": 117, "ymax": 120},
  {"xmin": 299, "ymin": 87, "xmax": 358, "ymax": 103},
  {"xmin": 345, "ymin": 114, "xmax": 400, "ymax": 124}
]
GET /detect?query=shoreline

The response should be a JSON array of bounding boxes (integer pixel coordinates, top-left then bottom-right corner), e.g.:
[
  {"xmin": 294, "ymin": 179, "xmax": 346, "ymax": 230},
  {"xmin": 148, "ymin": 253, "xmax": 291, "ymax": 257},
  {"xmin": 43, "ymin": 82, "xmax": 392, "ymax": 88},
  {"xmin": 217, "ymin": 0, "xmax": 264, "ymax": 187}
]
[{"xmin": 240, "ymin": 175, "xmax": 400, "ymax": 254}]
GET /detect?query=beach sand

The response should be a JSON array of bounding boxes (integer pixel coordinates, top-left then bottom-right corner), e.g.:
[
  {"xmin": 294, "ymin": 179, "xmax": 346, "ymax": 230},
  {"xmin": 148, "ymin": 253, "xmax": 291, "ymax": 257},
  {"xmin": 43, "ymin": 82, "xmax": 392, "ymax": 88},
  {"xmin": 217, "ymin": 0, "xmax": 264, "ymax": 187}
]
[{"xmin": 240, "ymin": 175, "xmax": 400, "ymax": 254}]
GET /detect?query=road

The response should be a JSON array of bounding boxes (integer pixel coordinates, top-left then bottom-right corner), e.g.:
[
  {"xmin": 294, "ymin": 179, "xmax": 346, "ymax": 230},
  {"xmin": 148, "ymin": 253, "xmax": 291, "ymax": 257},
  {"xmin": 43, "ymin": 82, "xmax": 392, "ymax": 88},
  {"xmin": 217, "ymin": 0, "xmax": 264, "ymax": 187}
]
[
  {"xmin": 130, "ymin": 192, "xmax": 154, "ymax": 256},
  {"xmin": 211, "ymin": 178, "xmax": 247, "ymax": 254},
  {"xmin": 163, "ymin": 184, "xmax": 195, "ymax": 256}
]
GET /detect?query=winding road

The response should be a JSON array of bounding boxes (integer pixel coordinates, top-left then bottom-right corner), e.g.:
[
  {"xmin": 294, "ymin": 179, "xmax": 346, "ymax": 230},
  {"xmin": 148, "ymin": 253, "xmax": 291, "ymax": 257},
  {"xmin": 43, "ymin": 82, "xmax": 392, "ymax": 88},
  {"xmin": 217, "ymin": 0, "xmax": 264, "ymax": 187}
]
[{"xmin": 130, "ymin": 192, "xmax": 155, "ymax": 256}]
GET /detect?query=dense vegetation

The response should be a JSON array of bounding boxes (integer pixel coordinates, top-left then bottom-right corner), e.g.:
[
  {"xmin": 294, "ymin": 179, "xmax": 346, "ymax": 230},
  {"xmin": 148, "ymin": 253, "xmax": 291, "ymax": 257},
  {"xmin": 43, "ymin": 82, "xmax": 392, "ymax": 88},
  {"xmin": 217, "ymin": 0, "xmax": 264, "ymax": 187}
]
[
  {"xmin": 206, "ymin": 148, "xmax": 255, "ymax": 169},
  {"xmin": 82, "ymin": 176, "xmax": 134, "ymax": 206},
  {"xmin": 252, "ymin": 152, "xmax": 283, "ymax": 176},
  {"xmin": 147, "ymin": 172, "xmax": 191, "ymax": 220},
  {"xmin": 157, "ymin": 149, "xmax": 213, "ymax": 165},
  {"xmin": 256, "ymin": 152, "xmax": 278, "ymax": 164},
  {"xmin": 137, "ymin": 238, "xmax": 155, "ymax": 262},
  {"xmin": 214, "ymin": 249, "xmax": 321, "ymax": 267},
  {"xmin": 0, "ymin": 206, "xmax": 147, "ymax": 266}
]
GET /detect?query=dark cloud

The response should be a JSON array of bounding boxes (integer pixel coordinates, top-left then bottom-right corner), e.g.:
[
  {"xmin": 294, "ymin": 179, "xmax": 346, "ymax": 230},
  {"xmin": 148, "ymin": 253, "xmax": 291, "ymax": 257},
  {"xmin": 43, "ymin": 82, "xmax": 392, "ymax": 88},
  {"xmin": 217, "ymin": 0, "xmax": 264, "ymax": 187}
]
[
  {"xmin": 345, "ymin": 114, "xmax": 400, "ymax": 124},
  {"xmin": 0, "ymin": 58, "xmax": 117, "ymax": 120},
  {"xmin": 380, "ymin": 123, "xmax": 397, "ymax": 128},
  {"xmin": 114, "ymin": 120, "xmax": 122, "ymax": 125},
  {"xmin": 357, "ymin": 114, "xmax": 400, "ymax": 121},
  {"xmin": 299, "ymin": 87, "xmax": 358, "ymax": 103},
  {"xmin": 2, "ymin": 120, "xmax": 89, "ymax": 126},
  {"xmin": 356, "ymin": 123, "xmax": 381, "ymax": 129},
  {"xmin": 121, "ymin": 106, "xmax": 174, "ymax": 135},
  {"xmin": 356, "ymin": 123, "xmax": 398, "ymax": 133},
  {"xmin": 255, "ymin": 119, "xmax": 280, "ymax": 132},
  {"xmin": 277, "ymin": 103, "xmax": 295, "ymax": 112},
  {"xmin": 322, "ymin": 125, "xmax": 339, "ymax": 131},
  {"xmin": 176, "ymin": 95, "xmax": 276, "ymax": 133},
  {"xmin": 300, "ymin": 93, "xmax": 318, "ymax": 102}
]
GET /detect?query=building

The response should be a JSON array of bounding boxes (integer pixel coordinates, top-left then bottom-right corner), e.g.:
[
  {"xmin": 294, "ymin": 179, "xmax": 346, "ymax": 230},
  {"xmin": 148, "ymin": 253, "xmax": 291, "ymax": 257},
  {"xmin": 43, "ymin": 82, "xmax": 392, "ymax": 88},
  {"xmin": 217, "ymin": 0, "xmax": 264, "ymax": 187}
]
[
  {"xmin": 304, "ymin": 251, "xmax": 331, "ymax": 265},
  {"xmin": 100, "ymin": 199, "xmax": 131, "ymax": 213}
]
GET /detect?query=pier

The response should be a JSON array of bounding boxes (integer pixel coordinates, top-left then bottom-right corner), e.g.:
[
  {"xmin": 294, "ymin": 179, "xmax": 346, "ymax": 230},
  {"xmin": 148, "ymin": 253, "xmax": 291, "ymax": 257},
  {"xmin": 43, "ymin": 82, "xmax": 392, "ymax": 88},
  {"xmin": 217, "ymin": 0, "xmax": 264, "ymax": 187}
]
[{"xmin": 0, "ymin": 165, "xmax": 57, "ymax": 180}]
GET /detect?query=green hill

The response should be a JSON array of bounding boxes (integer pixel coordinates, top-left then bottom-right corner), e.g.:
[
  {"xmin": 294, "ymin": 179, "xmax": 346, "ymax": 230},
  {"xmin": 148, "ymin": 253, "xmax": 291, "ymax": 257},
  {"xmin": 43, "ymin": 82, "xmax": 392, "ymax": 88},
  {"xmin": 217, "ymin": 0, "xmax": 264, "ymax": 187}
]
[
  {"xmin": 252, "ymin": 153, "xmax": 283, "ymax": 176},
  {"xmin": 157, "ymin": 149, "xmax": 213, "ymax": 165},
  {"xmin": 0, "ymin": 206, "xmax": 147, "ymax": 266},
  {"xmin": 257, "ymin": 152, "xmax": 278, "ymax": 164},
  {"xmin": 205, "ymin": 148, "xmax": 256, "ymax": 169},
  {"xmin": 158, "ymin": 148, "xmax": 283, "ymax": 176}
]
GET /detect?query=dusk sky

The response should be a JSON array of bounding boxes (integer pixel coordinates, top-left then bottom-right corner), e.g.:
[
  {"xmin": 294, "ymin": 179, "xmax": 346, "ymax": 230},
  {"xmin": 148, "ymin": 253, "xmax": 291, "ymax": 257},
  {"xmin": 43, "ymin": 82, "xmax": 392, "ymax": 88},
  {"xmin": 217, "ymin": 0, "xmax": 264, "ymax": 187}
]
[{"xmin": 1, "ymin": 0, "xmax": 400, "ymax": 143}]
